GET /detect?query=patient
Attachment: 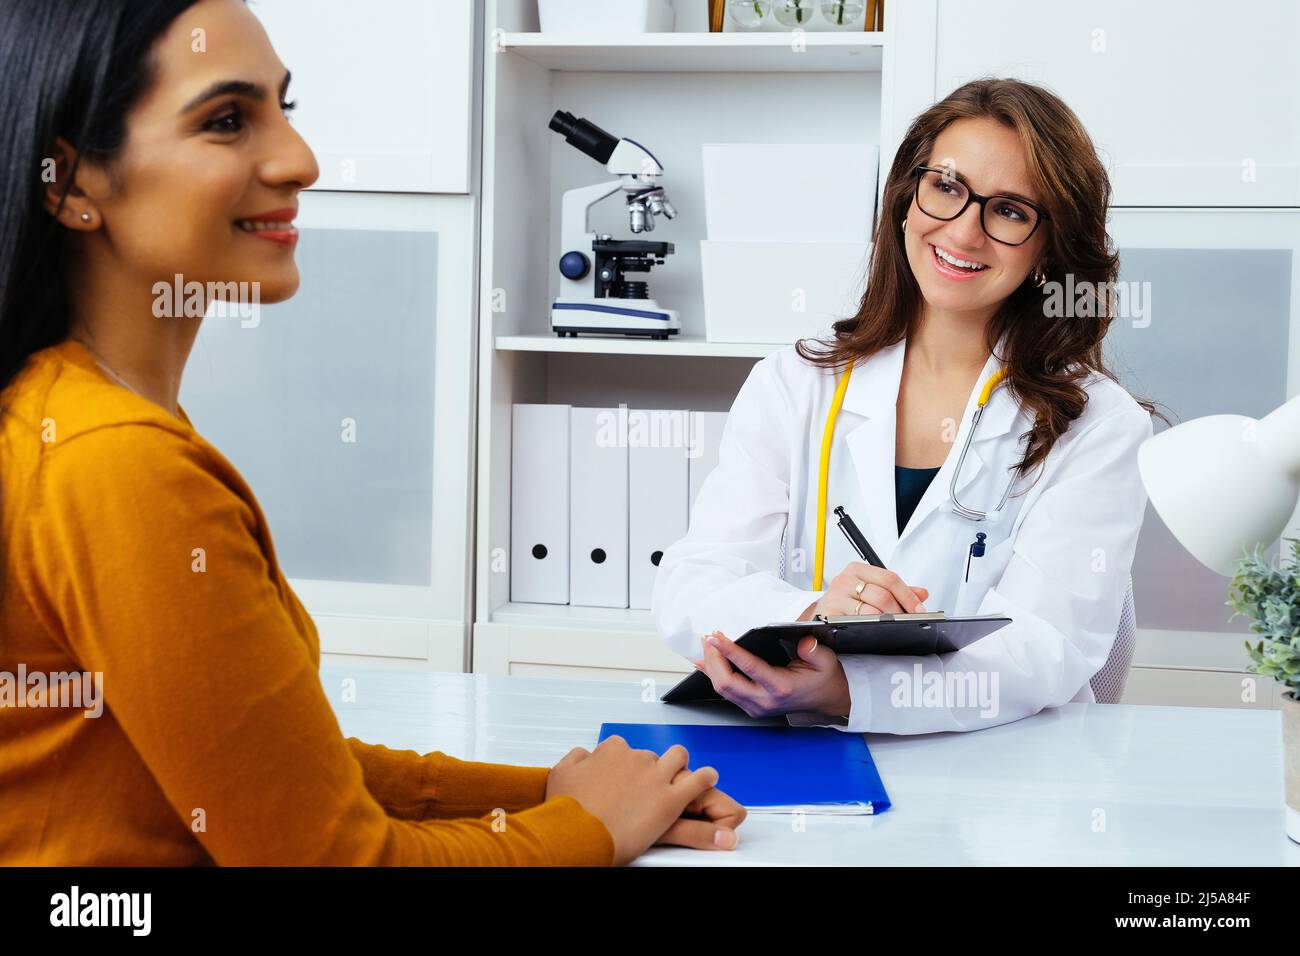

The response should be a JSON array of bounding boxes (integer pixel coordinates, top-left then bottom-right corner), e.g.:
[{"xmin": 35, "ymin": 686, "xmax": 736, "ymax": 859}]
[{"xmin": 0, "ymin": 0, "xmax": 743, "ymax": 865}]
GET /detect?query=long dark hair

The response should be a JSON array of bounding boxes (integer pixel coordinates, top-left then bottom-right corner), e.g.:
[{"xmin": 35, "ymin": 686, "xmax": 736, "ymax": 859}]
[
  {"xmin": 797, "ymin": 78, "xmax": 1160, "ymax": 478},
  {"xmin": 0, "ymin": 0, "xmax": 205, "ymax": 605},
  {"xmin": 0, "ymin": 0, "xmax": 203, "ymax": 396}
]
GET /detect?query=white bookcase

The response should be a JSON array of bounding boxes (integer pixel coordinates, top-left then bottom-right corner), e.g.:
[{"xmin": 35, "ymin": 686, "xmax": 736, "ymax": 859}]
[{"xmin": 472, "ymin": 0, "xmax": 891, "ymax": 683}]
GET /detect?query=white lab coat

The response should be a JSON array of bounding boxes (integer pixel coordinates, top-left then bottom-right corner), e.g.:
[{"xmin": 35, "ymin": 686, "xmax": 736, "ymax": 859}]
[{"xmin": 651, "ymin": 337, "xmax": 1153, "ymax": 734}]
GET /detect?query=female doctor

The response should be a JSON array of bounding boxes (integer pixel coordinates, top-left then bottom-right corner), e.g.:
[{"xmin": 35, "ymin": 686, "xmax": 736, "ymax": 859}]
[{"xmin": 651, "ymin": 78, "xmax": 1157, "ymax": 735}]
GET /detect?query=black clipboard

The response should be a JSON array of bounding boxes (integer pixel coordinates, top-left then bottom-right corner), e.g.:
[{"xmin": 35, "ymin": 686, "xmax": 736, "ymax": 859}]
[{"xmin": 661, "ymin": 612, "xmax": 1012, "ymax": 704}]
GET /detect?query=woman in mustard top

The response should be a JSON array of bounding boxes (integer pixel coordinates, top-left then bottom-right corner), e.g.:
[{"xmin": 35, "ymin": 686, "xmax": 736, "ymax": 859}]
[{"xmin": 0, "ymin": 0, "xmax": 744, "ymax": 865}]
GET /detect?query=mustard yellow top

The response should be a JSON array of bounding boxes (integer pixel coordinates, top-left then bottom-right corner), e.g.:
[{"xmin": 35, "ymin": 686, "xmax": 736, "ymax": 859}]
[{"xmin": 0, "ymin": 339, "xmax": 614, "ymax": 865}]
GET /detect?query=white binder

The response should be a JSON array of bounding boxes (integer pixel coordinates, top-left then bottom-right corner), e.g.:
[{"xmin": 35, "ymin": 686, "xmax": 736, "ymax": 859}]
[
  {"xmin": 628, "ymin": 409, "xmax": 690, "ymax": 610},
  {"xmin": 688, "ymin": 411, "xmax": 728, "ymax": 518},
  {"xmin": 569, "ymin": 407, "xmax": 629, "ymax": 608},
  {"xmin": 510, "ymin": 404, "xmax": 571, "ymax": 604}
]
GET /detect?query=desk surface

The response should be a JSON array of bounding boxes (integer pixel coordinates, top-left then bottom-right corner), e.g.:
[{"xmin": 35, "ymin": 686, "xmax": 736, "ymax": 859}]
[{"xmin": 319, "ymin": 665, "xmax": 1300, "ymax": 866}]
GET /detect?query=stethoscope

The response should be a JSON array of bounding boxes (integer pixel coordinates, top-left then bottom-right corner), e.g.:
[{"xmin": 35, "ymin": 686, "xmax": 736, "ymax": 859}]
[{"xmin": 810, "ymin": 363, "xmax": 1016, "ymax": 591}]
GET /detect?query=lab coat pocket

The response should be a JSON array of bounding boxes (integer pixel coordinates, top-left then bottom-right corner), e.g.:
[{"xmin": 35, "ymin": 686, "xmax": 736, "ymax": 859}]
[{"xmin": 953, "ymin": 537, "xmax": 1014, "ymax": 616}]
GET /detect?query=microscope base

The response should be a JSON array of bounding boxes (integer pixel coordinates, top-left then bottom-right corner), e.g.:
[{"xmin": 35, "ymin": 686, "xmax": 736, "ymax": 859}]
[
  {"xmin": 550, "ymin": 299, "xmax": 680, "ymax": 339},
  {"xmin": 553, "ymin": 326, "xmax": 679, "ymax": 340}
]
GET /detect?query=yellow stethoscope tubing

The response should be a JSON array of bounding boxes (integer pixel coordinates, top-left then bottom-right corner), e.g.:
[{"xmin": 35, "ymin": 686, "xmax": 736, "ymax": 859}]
[
  {"xmin": 811, "ymin": 363, "xmax": 856, "ymax": 593},
  {"xmin": 810, "ymin": 365, "xmax": 1008, "ymax": 591}
]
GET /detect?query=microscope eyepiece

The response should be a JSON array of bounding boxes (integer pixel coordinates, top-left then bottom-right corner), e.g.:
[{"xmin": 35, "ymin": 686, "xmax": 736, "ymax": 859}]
[{"xmin": 549, "ymin": 110, "xmax": 618, "ymax": 165}]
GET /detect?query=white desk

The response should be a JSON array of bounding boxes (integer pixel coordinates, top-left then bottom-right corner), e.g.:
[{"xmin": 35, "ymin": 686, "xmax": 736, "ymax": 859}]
[{"xmin": 319, "ymin": 665, "xmax": 1300, "ymax": 866}]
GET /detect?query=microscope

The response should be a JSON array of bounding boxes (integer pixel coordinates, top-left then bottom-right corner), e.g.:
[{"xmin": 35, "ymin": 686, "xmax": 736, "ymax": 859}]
[{"xmin": 548, "ymin": 110, "xmax": 680, "ymax": 339}]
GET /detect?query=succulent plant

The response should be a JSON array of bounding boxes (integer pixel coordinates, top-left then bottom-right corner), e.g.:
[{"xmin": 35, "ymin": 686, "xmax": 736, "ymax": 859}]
[{"xmin": 1229, "ymin": 538, "xmax": 1300, "ymax": 698}]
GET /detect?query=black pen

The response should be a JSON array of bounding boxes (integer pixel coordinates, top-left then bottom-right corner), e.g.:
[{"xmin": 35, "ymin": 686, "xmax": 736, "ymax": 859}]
[{"xmin": 833, "ymin": 506, "xmax": 885, "ymax": 569}]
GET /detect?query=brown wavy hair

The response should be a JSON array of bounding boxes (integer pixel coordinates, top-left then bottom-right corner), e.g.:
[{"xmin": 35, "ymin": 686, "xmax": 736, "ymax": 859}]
[{"xmin": 796, "ymin": 78, "xmax": 1159, "ymax": 478}]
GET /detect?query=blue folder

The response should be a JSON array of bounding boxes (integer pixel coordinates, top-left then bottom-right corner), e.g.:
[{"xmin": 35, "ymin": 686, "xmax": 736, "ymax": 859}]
[{"xmin": 598, "ymin": 722, "xmax": 891, "ymax": 814}]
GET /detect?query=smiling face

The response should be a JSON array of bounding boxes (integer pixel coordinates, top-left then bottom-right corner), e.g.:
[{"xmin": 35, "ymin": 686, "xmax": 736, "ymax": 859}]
[
  {"xmin": 902, "ymin": 116, "xmax": 1048, "ymax": 322},
  {"xmin": 67, "ymin": 0, "xmax": 318, "ymax": 304}
]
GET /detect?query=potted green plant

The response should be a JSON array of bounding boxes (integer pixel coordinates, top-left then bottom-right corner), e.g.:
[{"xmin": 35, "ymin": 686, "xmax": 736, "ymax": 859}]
[{"xmin": 1228, "ymin": 537, "xmax": 1300, "ymax": 844}]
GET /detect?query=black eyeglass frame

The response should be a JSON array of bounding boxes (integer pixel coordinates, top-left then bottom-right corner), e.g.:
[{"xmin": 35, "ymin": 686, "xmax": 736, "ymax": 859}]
[{"xmin": 911, "ymin": 165, "xmax": 1050, "ymax": 247}]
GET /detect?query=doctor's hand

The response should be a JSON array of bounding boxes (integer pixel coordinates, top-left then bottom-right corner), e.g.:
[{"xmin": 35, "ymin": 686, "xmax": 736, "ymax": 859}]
[
  {"xmin": 694, "ymin": 631, "xmax": 852, "ymax": 720},
  {"xmin": 801, "ymin": 562, "xmax": 930, "ymax": 621}
]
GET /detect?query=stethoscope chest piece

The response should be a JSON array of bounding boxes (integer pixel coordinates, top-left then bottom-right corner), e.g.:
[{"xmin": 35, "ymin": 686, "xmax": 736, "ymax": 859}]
[{"xmin": 965, "ymin": 531, "xmax": 987, "ymax": 583}]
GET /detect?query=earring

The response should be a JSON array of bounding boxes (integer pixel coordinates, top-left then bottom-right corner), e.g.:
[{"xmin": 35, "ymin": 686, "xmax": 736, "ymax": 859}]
[
  {"xmin": 900, "ymin": 219, "xmax": 908, "ymax": 234},
  {"xmin": 80, "ymin": 212, "xmax": 91, "ymax": 223},
  {"xmin": 1033, "ymin": 265, "xmax": 1047, "ymax": 287}
]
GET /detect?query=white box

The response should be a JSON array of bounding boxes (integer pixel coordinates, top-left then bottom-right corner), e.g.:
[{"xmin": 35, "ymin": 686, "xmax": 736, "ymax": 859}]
[
  {"xmin": 510, "ymin": 404, "xmax": 571, "ymax": 604},
  {"xmin": 688, "ymin": 412, "xmax": 728, "ymax": 519},
  {"xmin": 700, "ymin": 239, "xmax": 869, "ymax": 344},
  {"xmin": 569, "ymin": 407, "xmax": 630, "ymax": 608},
  {"xmin": 539, "ymin": 0, "xmax": 675, "ymax": 33},
  {"xmin": 702, "ymin": 144, "xmax": 878, "ymax": 242},
  {"xmin": 628, "ymin": 410, "xmax": 690, "ymax": 610}
]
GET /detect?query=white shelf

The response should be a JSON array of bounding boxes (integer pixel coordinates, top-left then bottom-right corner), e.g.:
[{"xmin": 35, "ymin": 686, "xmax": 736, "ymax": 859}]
[
  {"xmin": 496, "ymin": 31, "xmax": 885, "ymax": 72},
  {"xmin": 495, "ymin": 332, "xmax": 781, "ymax": 358},
  {"xmin": 491, "ymin": 601, "xmax": 656, "ymax": 633}
]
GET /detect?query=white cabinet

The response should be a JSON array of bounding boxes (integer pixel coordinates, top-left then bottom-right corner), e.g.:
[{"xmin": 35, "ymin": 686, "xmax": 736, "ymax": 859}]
[
  {"xmin": 924, "ymin": 0, "xmax": 1300, "ymax": 206},
  {"xmin": 876, "ymin": 3, "xmax": 1298, "ymax": 703},
  {"xmin": 184, "ymin": 2, "xmax": 483, "ymax": 668},
  {"xmin": 251, "ymin": 0, "xmax": 478, "ymax": 193},
  {"xmin": 183, "ymin": 192, "xmax": 479, "ymax": 669},
  {"xmin": 1102, "ymin": 209, "xmax": 1300, "ymax": 696}
]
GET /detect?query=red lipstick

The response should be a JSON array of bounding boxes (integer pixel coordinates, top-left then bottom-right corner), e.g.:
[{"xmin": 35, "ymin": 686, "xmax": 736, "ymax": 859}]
[{"xmin": 234, "ymin": 207, "xmax": 299, "ymax": 247}]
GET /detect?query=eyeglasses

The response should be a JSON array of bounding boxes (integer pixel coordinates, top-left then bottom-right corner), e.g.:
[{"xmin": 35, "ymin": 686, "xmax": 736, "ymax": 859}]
[{"xmin": 912, "ymin": 165, "xmax": 1049, "ymax": 246}]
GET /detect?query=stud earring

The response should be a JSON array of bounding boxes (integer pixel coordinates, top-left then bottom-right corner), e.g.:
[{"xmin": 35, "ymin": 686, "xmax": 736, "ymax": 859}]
[{"xmin": 80, "ymin": 212, "xmax": 91, "ymax": 223}]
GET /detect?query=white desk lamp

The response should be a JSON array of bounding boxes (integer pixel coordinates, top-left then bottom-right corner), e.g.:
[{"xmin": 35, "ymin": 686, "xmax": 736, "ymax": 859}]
[
  {"xmin": 1139, "ymin": 395, "xmax": 1300, "ymax": 846},
  {"xmin": 1137, "ymin": 395, "xmax": 1300, "ymax": 576}
]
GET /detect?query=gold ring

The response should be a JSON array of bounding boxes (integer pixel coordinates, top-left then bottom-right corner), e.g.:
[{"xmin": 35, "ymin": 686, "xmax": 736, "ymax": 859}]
[
  {"xmin": 854, "ymin": 599, "xmax": 864, "ymax": 615},
  {"xmin": 854, "ymin": 580, "xmax": 866, "ymax": 598}
]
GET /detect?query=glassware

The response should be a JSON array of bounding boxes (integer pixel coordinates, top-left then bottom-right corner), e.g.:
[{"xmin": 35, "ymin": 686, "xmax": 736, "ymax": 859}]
[
  {"xmin": 728, "ymin": 0, "xmax": 771, "ymax": 29},
  {"xmin": 773, "ymin": 0, "xmax": 815, "ymax": 27},
  {"xmin": 820, "ymin": 0, "xmax": 866, "ymax": 27}
]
